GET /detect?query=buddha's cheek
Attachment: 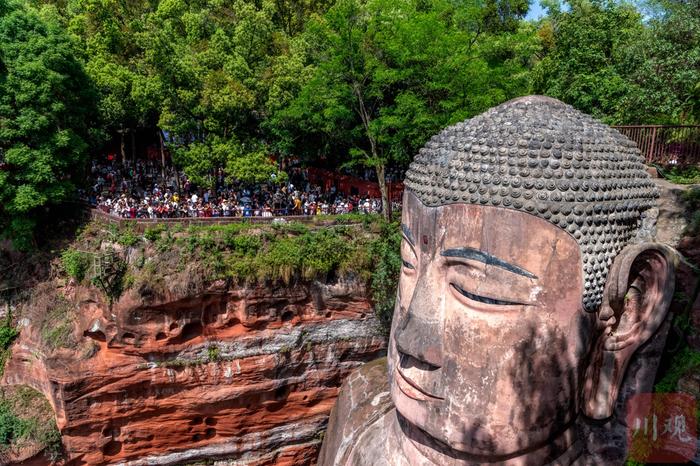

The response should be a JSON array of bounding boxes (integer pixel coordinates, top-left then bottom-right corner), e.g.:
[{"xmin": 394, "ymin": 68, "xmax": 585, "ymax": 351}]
[{"xmin": 440, "ymin": 310, "xmax": 578, "ymax": 454}]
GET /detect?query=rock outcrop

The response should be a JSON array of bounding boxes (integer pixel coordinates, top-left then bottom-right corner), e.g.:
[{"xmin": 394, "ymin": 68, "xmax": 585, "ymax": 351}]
[{"xmin": 2, "ymin": 278, "xmax": 386, "ymax": 465}]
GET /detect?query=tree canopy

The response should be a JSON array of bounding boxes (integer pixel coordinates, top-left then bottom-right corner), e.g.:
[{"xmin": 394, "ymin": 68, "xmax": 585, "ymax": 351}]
[
  {"xmin": 0, "ymin": 0, "xmax": 97, "ymax": 249},
  {"xmin": 0, "ymin": 0, "xmax": 698, "ymax": 242},
  {"xmin": 532, "ymin": 0, "xmax": 699, "ymax": 124}
]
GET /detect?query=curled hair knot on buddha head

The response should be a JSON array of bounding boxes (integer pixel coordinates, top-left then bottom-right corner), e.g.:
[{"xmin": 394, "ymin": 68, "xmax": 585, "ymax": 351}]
[{"xmin": 404, "ymin": 95, "xmax": 659, "ymax": 312}]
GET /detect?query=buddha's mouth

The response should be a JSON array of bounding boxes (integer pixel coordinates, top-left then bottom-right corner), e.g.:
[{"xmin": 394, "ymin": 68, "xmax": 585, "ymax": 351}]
[{"xmin": 394, "ymin": 367, "xmax": 444, "ymax": 401}]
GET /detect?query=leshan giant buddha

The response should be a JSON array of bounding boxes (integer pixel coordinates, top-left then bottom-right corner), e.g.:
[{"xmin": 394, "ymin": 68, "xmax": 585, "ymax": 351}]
[{"xmin": 319, "ymin": 96, "xmax": 678, "ymax": 465}]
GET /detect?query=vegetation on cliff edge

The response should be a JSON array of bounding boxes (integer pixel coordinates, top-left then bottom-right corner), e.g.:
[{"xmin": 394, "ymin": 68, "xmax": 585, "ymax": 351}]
[
  {"xmin": 0, "ymin": 385, "xmax": 62, "ymax": 463},
  {"xmin": 61, "ymin": 215, "xmax": 402, "ymax": 333}
]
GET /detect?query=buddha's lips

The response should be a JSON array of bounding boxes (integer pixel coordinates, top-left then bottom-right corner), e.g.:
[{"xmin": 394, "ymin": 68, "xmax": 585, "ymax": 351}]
[{"xmin": 394, "ymin": 367, "xmax": 444, "ymax": 401}]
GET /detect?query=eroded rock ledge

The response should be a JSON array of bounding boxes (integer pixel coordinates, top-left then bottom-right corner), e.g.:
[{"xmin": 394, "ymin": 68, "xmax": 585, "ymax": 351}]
[{"xmin": 3, "ymin": 277, "xmax": 386, "ymax": 465}]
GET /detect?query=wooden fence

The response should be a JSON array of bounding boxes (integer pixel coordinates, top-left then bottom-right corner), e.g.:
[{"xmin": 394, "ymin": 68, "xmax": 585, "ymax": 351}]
[{"xmin": 612, "ymin": 125, "xmax": 700, "ymax": 166}]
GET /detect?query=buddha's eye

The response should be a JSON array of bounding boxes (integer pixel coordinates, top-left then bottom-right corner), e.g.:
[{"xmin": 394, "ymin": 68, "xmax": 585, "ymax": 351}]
[
  {"xmin": 402, "ymin": 259, "xmax": 415, "ymax": 270},
  {"xmin": 451, "ymin": 283, "xmax": 522, "ymax": 306}
]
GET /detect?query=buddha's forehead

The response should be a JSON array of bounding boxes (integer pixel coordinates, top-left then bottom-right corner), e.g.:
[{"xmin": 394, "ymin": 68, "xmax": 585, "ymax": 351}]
[{"xmin": 401, "ymin": 191, "xmax": 582, "ymax": 281}]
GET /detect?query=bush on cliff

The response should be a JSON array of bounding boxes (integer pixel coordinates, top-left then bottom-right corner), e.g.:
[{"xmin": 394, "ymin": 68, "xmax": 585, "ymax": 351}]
[
  {"xmin": 0, "ymin": 321, "xmax": 18, "ymax": 378},
  {"xmin": 368, "ymin": 220, "xmax": 402, "ymax": 333},
  {"xmin": 61, "ymin": 249, "xmax": 90, "ymax": 282},
  {"xmin": 0, "ymin": 386, "xmax": 62, "ymax": 461}
]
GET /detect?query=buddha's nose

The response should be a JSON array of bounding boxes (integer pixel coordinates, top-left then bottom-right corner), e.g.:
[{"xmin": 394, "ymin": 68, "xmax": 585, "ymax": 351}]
[{"xmin": 394, "ymin": 279, "xmax": 443, "ymax": 368}]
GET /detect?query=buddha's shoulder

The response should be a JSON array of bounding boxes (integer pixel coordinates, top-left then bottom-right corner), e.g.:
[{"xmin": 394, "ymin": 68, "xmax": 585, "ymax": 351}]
[{"xmin": 318, "ymin": 357, "xmax": 394, "ymax": 466}]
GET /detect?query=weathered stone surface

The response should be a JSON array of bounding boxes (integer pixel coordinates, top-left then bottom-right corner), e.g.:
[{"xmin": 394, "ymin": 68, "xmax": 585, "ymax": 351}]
[
  {"xmin": 3, "ymin": 279, "xmax": 386, "ymax": 465},
  {"xmin": 321, "ymin": 96, "xmax": 680, "ymax": 466}
]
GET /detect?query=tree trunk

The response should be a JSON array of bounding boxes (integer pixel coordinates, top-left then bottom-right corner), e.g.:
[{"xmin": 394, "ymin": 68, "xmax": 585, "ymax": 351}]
[
  {"xmin": 158, "ymin": 129, "xmax": 167, "ymax": 181},
  {"xmin": 119, "ymin": 130, "xmax": 126, "ymax": 165},
  {"xmin": 353, "ymin": 83, "xmax": 391, "ymax": 221},
  {"xmin": 376, "ymin": 163, "xmax": 390, "ymax": 221},
  {"xmin": 130, "ymin": 130, "xmax": 136, "ymax": 164}
]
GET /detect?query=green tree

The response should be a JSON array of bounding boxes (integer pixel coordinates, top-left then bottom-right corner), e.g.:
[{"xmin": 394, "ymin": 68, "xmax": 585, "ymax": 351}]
[
  {"xmin": 624, "ymin": 0, "xmax": 700, "ymax": 124},
  {"xmin": 273, "ymin": 0, "xmax": 535, "ymax": 219},
  {"xmin": 62, "ymin": 0, "xmax": 161, "ymax": 162},
  {"xmin": 0, "ymin": 0, "xmax": 97, "ymax": 249},
  {"xmin": 532, "ymin": 0, "xmax": 699, "ymax": 125},
  {"xmin": 531, "ymin": 0, "xmax": 645, "ymax": 123}
]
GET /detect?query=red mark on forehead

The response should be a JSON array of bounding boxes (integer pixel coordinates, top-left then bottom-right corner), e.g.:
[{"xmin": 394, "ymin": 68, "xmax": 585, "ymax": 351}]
[{"xmin": 422, "ymin": 235, "xmax": 429, "ymax": 245}]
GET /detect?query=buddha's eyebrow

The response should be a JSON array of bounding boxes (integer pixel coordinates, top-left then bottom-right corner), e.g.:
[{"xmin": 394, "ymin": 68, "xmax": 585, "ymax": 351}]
[
  {"xmin": 401, "ymin": 223, "xmax": 415, "ymax": 245},
  {"xmin": 441, "ymin": 247, "xmax": 537, "ymax": 279}
]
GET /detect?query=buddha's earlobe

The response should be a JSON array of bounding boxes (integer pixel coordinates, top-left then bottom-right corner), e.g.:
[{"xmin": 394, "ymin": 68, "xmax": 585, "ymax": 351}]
[{"xmin": 582, "ymin": 243, "xmax": 678, "ymax": 420}]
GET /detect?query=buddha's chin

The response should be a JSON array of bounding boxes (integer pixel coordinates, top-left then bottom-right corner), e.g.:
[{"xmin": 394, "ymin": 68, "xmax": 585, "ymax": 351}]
[{"xmin": 392, "ymin": 386, "xmax": 551, "ymax": 459}]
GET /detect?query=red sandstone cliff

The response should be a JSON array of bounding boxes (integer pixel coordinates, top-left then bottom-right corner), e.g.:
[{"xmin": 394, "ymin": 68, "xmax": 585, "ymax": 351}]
[{"xmin": 2, "ymin": 276, "xmax": 386, "ymax": 465}]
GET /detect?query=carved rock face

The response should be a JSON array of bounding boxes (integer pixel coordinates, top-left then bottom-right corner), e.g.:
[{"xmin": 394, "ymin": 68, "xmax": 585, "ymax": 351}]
[
  {"xmin": 388, "ymin": 190, "xmax": 594, "ymax": 457},
  {"xmin": 404, "ymin": 95, "xmax": 658, "ymax": 311}
]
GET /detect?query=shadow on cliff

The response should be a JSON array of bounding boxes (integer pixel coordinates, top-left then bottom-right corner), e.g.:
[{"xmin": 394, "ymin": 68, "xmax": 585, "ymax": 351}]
[{"xmin": 1, "ymin": 202, "xmax": 89, "ymax": 306}]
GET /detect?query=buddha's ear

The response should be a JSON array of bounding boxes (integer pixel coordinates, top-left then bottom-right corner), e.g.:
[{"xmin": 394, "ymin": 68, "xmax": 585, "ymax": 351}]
[{"xmin": 583, "ymin": 243, "xmax": 678, "ymax": 419}]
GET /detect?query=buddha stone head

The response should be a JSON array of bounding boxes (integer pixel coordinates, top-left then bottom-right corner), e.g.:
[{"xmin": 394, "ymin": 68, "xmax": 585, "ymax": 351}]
[{"xmin": 389, "ymin": 96, "xmax": 677, "ymax": 462}]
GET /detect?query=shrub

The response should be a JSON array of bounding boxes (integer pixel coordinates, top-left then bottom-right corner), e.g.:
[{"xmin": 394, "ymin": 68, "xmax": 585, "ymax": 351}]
[
  {"xmin": 117, "ymin": 228, "xmax": 139, "ymax": 247},
  {"xmin": 0, "ymin": 325, "xmax": 18, "ymax": 351},
  {"xmin": 299, "ymin": 229, "xmax": 351, "ymax": 278},
  {"xmin": 61, "ymin": 249, "xmax": 90, "ymax": 282},
  {"xmin": 0, "ymin": 323, "xmax": 19, "ymax": 378},
  {"xmin": 207, "ymin": 345, "xmax": 221, "ymax": 362},
  {"xmin": 227, "ymin": 234, "xmax": 262, "ymax": 256},
  {"xmin": 0, "ymin": 403, "xmax": 28, "ymax": 446},
  {"xmin": 368, "ymin": 221, "xmax": 402, "ymax": 333},
  {"xmin": 0, "ymin": 387, "xmax": 62, "ymax": 458},
  {"xmin": 144, "ymin": 225, "xmax": 166, "ymax": 242},
  {"xmin": 655, "ymin": 346, "xmax": 700, "ymax": 393},
  {"xmin": 91, "ymin": 251, "xmax": 127, "ymax": 305},
  {"xmin": 681, "ymin": 187, "xmax": 700, "ymax": 235},
  {"xmin": 259, "ymin": 236, "xmax": 304, "ymax": 283},
  {"xmin": 662, "ymin": 165, "xmax": 700, "ymax": 185}
]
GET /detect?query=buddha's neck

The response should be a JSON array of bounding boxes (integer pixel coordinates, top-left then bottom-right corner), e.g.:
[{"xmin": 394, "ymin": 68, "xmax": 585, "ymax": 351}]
[{"xmin": 393, "ymin": 411, "xmax": 584, "ymax": 466}]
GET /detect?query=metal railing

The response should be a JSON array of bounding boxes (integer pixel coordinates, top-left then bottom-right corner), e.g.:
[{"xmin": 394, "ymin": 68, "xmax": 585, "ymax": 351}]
[{"xmin": 612, "ymin": 125, "xmax": 700, "ymax": 166}]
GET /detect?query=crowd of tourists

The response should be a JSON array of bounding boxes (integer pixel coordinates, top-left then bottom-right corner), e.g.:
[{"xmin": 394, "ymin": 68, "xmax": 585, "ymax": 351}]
[{"xmin": 87, "ymin": 159, "xmax": 400, "ymax": 219}]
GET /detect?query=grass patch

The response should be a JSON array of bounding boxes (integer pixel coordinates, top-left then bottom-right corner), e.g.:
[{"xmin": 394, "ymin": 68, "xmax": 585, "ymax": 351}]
[
  {"xmin": 660, "ymin": 165, "xmax": 700, "ymax": 185},
  {"xmin": 0, "ymin": 386, "xmax": 62, "ymax": 461},
  {"xmin": 39, "ymin": 297, "xmax": 76, "ymax": 352}
]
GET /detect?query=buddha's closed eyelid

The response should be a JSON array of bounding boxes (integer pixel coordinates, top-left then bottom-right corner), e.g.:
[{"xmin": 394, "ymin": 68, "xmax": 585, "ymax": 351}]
[{"xmin": 450, "ymin": 283, "xmax": 526, "ymax": 306}]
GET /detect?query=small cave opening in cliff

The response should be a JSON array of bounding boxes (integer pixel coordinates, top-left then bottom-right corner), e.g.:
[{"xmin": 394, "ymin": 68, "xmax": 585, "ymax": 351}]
[
  {"xmin": 189, "ymin": 416, "xmax": 203, "ymax": 425},
  {"xmin": 275, "ymin": 385, "xmax": 290, "ymax": 400},
  {"xmin": 205, "ymin": 417, "xmax": 217, "ymax": 426},
  {"xmin": 264, "ymin": 385, "xmax": 291, "ymax": 412},
  {"xmin": 204, "ymin": 428, "xmax": 216, "ymax": 439},
  {"xmin": 172, "ymin": 321, "xmax": 203, "ymax": 344},
  {"xmin": 155, "ymin": 332, "xmax": 167, "ymax": 341},
  {"xmin": 84, "ymin": 329, "xmax": 106, "ymax": 342},
  {"xmin": 281, "ymin": 310, "xmax": 294, "ymax": 323},
  {"xmin": 203, "ymin": 301, "xmax": 227, "ymax": 325},
  {"xmin": 103, "ymin": 440, "xmax": 122, "ymax": 456},
  {"xmin": 325, "ymin": 311, "xmax": 332, "ymax": 318}
]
